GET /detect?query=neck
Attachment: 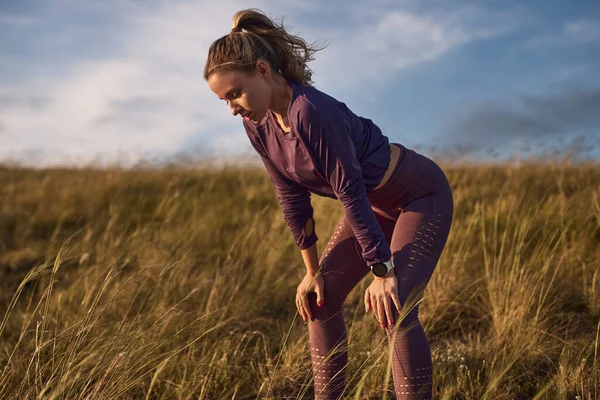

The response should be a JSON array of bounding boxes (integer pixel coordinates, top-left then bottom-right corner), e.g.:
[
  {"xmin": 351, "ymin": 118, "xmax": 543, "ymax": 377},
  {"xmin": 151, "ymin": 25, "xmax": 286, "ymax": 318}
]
[{"xmin": 269, "ymin": 74, "xmax": 292, "ymax": 118}]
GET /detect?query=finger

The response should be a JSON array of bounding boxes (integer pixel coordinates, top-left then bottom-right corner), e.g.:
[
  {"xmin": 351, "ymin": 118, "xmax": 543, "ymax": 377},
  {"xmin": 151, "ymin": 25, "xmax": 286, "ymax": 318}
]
[
  {"xmin": 296, "ymin": 296, "xmax": 306, "ymax": 321},
  {"xmin": 383, "ymin": 295, "xmax": 394, "ymax": 327},
  {"xmin": 303, "ymin": 304, "xmax": 312, "ymax": 322},
  {"xmin": 302, "ymin": 295, "xmax": 313, "ymax": 321},
  {"xmin": 298, "ymin": 294, "xmax": 307, "ymax": 321},
  {"xmin": 370, "ymin": 294, "xmax": 379, "ymax": 322},
  {"xmin": 299, "ymin": 302, "xmax": 307, "ymax": 322},
  {"xmin": 377, "ymin": 298, "xmax": 386, "ymax": 329},
  {"xmin": 391, "ymin": 291, "xmax": 402, "ymax": 315},
  {"xmin": 315, "ymin": 282, "xmax": 324, "ymax": 308},
  {"xmin": 364, "ymin": 289, "xmax": 371, "ymax": 312}
]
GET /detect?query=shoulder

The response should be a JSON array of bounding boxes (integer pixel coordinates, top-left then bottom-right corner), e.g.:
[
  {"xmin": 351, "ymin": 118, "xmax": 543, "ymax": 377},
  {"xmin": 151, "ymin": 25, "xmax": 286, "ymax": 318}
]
[{"xmin": 290, "ymin": 84, "xmax": 348, "ymax": 130}]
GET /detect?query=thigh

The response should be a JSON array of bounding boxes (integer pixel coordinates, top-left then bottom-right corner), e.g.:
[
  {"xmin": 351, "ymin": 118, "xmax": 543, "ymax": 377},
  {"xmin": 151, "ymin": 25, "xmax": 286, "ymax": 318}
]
[
  {"xmin": 317, "ymin": 194, "xmax": 453, "ymax": 308},
  {"xmin": 316, "ymin": 217, "xmax": 367, "ymax": 306},
  {"xmin": 317, "ymin": 211, "xmax": 399, "ymax": 306},
  {"xmin": 388, "ymin": 194, "xmax": 454, "ymax": 310}
]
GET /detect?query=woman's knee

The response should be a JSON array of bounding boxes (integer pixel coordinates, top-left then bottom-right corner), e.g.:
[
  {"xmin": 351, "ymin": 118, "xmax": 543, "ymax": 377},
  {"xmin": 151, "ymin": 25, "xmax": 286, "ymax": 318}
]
[
  {"xmin": 396, "ymin": 306, "xmax": 420, "ymax": 328},
  {"xmin": 307, "ymin": 292, "xmax": 343, "ymax": 318}
]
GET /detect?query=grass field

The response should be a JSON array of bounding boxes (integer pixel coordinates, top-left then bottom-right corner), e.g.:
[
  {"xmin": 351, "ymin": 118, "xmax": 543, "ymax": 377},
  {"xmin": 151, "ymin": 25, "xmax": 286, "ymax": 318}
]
[{"xmin": 0, "ymin": 159, "xmax": 599, "ymax": 399}]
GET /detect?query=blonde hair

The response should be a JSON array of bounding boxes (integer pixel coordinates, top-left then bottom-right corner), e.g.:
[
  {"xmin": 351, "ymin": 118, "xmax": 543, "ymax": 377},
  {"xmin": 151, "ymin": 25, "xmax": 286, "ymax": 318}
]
[{"xmin": 203, "ymin": 9, "xmax": 325, "ymax": 86}]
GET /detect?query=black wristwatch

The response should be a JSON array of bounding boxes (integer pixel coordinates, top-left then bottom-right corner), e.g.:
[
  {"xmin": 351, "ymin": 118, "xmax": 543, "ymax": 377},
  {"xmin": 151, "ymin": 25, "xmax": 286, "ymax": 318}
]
[{"xmin": 370, "ymin": 258, "xmax": 395, "ymax": 277}]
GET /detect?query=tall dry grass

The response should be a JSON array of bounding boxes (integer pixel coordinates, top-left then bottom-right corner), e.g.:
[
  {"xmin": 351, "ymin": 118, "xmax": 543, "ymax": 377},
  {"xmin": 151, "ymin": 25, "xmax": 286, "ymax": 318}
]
[{"xmin": 0, "ymin": 160, "xmax": 599, "ymax": 399}]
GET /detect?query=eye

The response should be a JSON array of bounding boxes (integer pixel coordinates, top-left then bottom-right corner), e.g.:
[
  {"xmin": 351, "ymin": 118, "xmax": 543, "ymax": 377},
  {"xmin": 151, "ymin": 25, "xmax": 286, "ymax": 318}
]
[{"xmin": 222, "ymin": 91, "xmax": 240, "ymax": 106}]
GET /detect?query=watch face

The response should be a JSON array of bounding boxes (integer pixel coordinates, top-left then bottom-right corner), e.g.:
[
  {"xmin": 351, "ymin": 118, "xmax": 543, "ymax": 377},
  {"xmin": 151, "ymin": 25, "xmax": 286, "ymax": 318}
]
[{"xmin": 372, "ymin": 263, "xmax": 388, "ymax": 277}]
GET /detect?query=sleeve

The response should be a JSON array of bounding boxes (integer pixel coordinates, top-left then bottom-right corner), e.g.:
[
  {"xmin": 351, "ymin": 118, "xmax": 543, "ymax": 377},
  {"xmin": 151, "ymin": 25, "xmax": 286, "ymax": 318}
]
[
  {"xmin": 296, "ymin": 102, "xmax": 391, "ymax": 265},
  {"xmin": 258, "ymin": 152, "xmax": 319, "ymax": 250}
]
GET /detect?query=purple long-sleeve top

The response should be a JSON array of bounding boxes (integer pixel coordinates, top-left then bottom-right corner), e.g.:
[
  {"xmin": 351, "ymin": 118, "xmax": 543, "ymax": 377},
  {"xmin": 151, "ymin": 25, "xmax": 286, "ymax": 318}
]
[{"xmin": 243, "ymin": 80, "xmax": 392, "ymax": 266}]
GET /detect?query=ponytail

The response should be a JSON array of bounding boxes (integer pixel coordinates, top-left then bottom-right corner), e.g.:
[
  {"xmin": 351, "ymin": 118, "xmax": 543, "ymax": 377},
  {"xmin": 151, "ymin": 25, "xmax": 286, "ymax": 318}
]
[{"xmin": 203, "ymin": 9, "xmax": 325, "ymax": 86}]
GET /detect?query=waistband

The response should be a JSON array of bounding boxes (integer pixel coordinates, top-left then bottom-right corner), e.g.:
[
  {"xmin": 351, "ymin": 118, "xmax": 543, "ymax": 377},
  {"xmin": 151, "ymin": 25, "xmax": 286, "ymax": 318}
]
[
  {"xmin": 367, "ymin": 142, "xmax": 428, "ymax": 210},
  {"xmin": 377, "ymin": 143, "xmax": 406, "ymax": 193}
]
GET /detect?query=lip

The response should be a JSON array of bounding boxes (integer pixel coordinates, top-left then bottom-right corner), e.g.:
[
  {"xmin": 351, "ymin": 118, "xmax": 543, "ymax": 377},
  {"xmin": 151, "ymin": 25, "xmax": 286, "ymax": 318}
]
[{"xmin": 241, "ymin": 112, "xmax": 253, "ymax": 121}]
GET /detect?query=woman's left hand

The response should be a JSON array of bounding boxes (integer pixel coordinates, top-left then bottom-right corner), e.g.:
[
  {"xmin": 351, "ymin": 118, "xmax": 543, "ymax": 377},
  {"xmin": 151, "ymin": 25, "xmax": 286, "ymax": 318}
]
[{"xmin": 364, "ymin": 273, "xmax": 401, "ymax": 329}]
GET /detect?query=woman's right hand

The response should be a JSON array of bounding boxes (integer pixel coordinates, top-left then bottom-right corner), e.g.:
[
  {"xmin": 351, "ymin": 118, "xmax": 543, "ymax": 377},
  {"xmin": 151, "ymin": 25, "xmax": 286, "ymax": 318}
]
[{"xmin": 296, "ymin": 272, "xmax": 325, "ymax": 322}]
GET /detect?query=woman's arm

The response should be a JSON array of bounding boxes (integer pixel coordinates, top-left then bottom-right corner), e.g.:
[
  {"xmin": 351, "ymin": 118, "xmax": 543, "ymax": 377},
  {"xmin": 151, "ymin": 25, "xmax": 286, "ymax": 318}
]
[
  {"xmin": 299, "ymin": 219, "xmax": 320, "ymax": 275},
  {"xmin": 296, "ymin": 101, "xmax": 392, "ymax": 267},
  {"xmin": 258, "ymin": 153, "xmax": 319, "ymax": 251}
]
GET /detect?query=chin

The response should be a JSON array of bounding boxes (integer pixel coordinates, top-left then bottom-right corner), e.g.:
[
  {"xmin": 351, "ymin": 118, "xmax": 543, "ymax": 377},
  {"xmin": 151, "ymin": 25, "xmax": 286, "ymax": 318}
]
[{"xmin": 253, "ymin": 111, "xmax": 267, "ymax": 123}]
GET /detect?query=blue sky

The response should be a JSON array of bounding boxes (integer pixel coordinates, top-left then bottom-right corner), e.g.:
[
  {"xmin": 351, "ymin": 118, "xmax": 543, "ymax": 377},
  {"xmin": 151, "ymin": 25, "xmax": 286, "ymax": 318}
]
[{"xmin": 1, "ymin": 0, "xmax": 599, "ymax": 167}]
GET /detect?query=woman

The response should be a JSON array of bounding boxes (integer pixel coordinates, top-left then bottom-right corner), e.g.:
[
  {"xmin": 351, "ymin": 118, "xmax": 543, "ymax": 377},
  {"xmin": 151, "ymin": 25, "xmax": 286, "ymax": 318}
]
[{"xmin": 204, "ymin": 9, "xmax": 453, "ymax": 400}]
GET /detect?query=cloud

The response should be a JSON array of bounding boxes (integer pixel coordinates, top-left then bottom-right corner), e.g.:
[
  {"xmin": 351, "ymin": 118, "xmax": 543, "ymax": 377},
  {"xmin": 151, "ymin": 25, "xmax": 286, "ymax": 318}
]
[
  {"xmin": 93, "ymin": 96, "xmax": 176, "ymax": 129},
  {"xmin": 563, "ymin": 19, "xmax": 600, "ymax": 43},
  {"xmin": 522, "ymin": 88, "xmax": 600, "ymax": 127},
  {"xmin": 525, "ymin": 18, "xmax": 600, "ymax": 48},
  {"xmin": 0, "ymin": 94, "xmax": 51, "ymax": 111},
  {"xmin": 309, "ymin": 4, "xmax": 518, "ymax": 92},
  {"xmin": 0, "ymin": 0, "xmax": 519, "ymax": 167},
  {"xmin": 444, "ymin": 86, "xmax": 600, "ymax": 152},
  {"xmin": 0, "ymin": 12, "xmax": 38, "ymax": 28},
  {"xmin": 0, "ymin": 0, "xmax": 253, "ymax": 166}
]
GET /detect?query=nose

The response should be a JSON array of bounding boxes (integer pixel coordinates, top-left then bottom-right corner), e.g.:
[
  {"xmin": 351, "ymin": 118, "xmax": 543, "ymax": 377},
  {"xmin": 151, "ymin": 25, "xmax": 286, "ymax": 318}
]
[{"xmin": 229, "ymin": 102, "xmax": 241, "ymax": 116}]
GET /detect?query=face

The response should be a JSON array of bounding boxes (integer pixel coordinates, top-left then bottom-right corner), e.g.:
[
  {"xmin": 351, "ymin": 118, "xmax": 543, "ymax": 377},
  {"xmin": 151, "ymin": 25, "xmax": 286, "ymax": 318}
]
[{"xmin": 207, "ymin": 61, "xmax": 273, "ymax": 124}]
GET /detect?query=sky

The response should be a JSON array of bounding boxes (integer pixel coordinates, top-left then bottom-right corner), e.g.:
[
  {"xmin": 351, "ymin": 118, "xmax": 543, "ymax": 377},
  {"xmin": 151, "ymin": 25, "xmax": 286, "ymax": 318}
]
[{"xmin": 1, "ymin": 0, "xmax": 599, "ymax": 167}]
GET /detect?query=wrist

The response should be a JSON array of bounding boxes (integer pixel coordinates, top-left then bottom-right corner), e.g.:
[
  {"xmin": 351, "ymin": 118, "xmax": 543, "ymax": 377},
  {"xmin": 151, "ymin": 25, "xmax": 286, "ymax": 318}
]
[
  {"xmin": 370, "ymin": 258, "xmax": 395, "ymax": 278},
  {"xmin": 306, "ymin": 269, "xmax": 318, "ymax": 277},
  {"xmin": 373, "ymin": 268, "xmax": 395, "ymax": 280},
  {"xmin": 300, "ymin": 243, "xmax": 320, "ymax": 277}
]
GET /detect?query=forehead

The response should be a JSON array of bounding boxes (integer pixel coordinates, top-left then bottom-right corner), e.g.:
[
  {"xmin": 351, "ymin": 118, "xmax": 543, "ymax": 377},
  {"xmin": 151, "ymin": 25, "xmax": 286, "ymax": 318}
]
[{"xmin": 207, "ymin": 70, "xmax": 251, "ymax": 96}]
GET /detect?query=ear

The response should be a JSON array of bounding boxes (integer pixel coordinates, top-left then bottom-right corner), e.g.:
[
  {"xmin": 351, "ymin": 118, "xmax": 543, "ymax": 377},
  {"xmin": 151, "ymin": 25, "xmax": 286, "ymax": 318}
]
[{"xmin": 255, "ymin": 60, "xmax": 272, "ymax": 82}]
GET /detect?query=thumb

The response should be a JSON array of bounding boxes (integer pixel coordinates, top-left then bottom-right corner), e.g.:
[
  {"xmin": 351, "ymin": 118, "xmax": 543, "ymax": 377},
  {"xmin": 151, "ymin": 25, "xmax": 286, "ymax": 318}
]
[{"xmin": 315, "ymin": 280, "xmax": 324, "ymax": 307}]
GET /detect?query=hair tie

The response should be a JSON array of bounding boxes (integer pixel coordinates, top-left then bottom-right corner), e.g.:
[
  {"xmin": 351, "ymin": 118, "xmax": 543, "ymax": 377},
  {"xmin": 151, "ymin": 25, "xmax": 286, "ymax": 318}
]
[{"xmin": 231, "ymin": 26, "xmax": 242, "ymax": 34}]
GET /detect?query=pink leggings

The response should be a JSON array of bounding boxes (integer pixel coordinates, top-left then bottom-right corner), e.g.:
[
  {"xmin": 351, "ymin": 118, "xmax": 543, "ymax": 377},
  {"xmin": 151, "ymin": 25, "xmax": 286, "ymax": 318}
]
[{"xmin": 307, "ymin": 143, "xmax": 454, "ymax": 399}]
